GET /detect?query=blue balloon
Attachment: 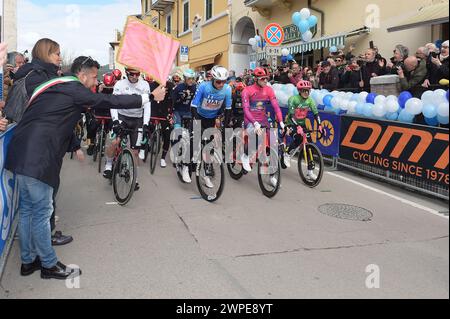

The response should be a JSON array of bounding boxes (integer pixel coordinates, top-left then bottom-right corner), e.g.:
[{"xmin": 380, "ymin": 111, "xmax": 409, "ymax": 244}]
[
  {"xmin": 363, "ymin": 103, "xmax": 374, "ymax": 117},
  {"xmin": 350, "ymin": 94, "xmax": 360, "ymax": 102},
  {"xmin": 356, "ymin": 103, "xmax": 365, "ymax": 115},
  {"xmin": 398, "ymin": 109, "xmax": 415, "ymax": 123},
  {"xmin": 329, "ymin": 46, "xmax": 338, "ymax": 53},
  {"xmin": 422, "ymin": 104, "xmax": 438, "ymax": 118},
  {"xmin": 425, "ymin": 116, "xmax": 439, "ymax": 126},
  {"xmin": 287, "ymin": 54, "xmax": 294, "ymax": 61},
  {"xmin": 398, "ymin": 91, "xmax": 413, "ymax": 109},
  {"xmin": 308, "ymin": 15, "xmax": 318, "ymax": 28},
  {"xmin": 386, "ymin": 111, "xmax": 399, "ymax": 121},
  {"xmin": 323, "ymin": 94, "xmax": 334, "ymax": 107},
  {"xmin": 437, "ymin": 114, "xmax": 449, "ymax": 125},
  {"xmin": 297, "ymin": 20, "xmax": 310, "ymax": 34},
  {"xmin": 366, "ymin": 93, "xmax": 377, "ymax": 104},
  {"xmin": 292, "ymin": 12, "xmax": 302, "ymax": 26},
  {"xmin": 324, "ymin": 105, "xmax": 334, "ymax": 113},
  {"xmin": 281, "ymin": 56, "xmax": 288, "ymax": 64}
]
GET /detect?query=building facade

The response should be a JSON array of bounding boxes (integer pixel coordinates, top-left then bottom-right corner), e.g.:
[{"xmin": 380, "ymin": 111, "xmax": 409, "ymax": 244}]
[
  {"xmin": 141, "ymin": 0, "xmax": 231, "ymax": 72},
  {"xmin": 1, "ymin": 0, "xmax": 17, "ymax": 52},
  {"xmin": 231, "ymin": 0, "xmax": 448, "ymax": 73}
]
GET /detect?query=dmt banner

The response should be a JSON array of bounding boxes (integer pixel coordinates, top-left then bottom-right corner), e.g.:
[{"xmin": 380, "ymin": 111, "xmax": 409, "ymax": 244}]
[
  {"xmin": 340, "ymin": 116, "xmax": 449, "ymax": 187},
  {"xmin": 0, "ymin": 124, "xmax": 18, "ymax": 258}
]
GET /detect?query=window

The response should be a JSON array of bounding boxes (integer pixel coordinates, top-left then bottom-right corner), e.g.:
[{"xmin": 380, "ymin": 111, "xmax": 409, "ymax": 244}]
[
  {"xmin": 205, "ymin": 0, "xmax": 213, "ymax": 21},
  {"xmin": 183, "ymin": 1, "xmax": 189, "ymax": 32},
  {"xmin": 166, "ymin": 14, "xmax": 172, "ymax": 34}
]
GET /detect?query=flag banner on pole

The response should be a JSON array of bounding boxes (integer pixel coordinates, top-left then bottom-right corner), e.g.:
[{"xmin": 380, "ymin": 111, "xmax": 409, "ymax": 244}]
[{"xmin": 117, "ymin": 17, "xmax": 181, "ymax": 84}]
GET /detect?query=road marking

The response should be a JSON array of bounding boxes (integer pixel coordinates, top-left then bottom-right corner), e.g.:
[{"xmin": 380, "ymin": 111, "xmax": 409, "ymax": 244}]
[
  {"xmin": 326, "ymin": 171, "xmax": 449, "ymax": 220},
  {"xmin": 105, "ymin": 202, "xmax": 119, "ymax": 205}
]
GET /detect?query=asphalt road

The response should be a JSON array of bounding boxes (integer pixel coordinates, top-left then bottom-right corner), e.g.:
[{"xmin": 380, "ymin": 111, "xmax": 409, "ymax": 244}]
[{"xmin": 1, "ymin": 151, "xmax": 448, "ymax": 299}]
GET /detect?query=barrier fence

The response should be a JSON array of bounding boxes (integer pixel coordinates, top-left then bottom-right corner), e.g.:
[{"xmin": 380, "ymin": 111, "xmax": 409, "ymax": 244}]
[{"xmin": 0, "ymin": 124, "xmax": 19, "ymax": 279}]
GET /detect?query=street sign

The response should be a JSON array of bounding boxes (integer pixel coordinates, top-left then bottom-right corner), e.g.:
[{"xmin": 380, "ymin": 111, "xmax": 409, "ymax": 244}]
[
  {"xmin": 266, "ymin": 46, "xmax": 281, "ymax": 56},
  {"xmin": 180, "ymin": 46, "xmax": 189, "ymax": 63},
  {"xmin": 264, "ymin": 23, "xmax": 285, "ymax": 46},
  {"xmin": 271, "ymin": 56, "xmax": 278, "ymax": 69}
]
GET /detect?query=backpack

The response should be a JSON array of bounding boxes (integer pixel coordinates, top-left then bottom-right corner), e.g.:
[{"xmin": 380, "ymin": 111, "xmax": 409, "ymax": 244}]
[{"xmin": 3, "ymin": 72, "xmax": 79, "ymax": 123}]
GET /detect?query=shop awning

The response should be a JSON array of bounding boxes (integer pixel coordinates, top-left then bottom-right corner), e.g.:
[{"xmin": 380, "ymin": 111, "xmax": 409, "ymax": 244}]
[
  {"xmin": 387, "ymin": 2, "xmax": 449, "ymax": 32},
  {"xmin": 249, "ymin": 27, "xmax": 370, "ymax": 61},
  {"xmin": 189, "ymin": 53, "xmax": 222, "ymax": 69}
]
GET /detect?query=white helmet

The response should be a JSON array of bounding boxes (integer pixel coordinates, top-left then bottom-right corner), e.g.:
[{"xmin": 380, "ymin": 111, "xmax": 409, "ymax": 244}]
[{"xmin": 210, "ymin": 65, "xmax": 228, "ymax": 81}]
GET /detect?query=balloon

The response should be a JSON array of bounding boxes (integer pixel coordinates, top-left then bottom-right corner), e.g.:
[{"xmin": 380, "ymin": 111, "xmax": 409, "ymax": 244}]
[
  {"xmin": 398, "ymin": 109, "xmax": 415, "ymax": 123},
  {"xmin": 385, "ymin": 98, "xmax": 400, "ymax": 113},
  {"xmin": 373, "ymin": 103, "xmax": 387, "ymax": 117},
  {"xmin": 292, "ymin": 12, "xmax": 302, "ymax": 25},
  {"xmin": 323, "ymin": 94, "xmax": 334, "ymax": 108},
  {"xmin": 363, "ymin": 103, "xmax": 374, "ymax": 117},
  {"xmin": 302, "ymin": 30, "xmax": 313, "ymax": 42},
  {"xmin": 437, "ymin": 102, "xmax": 449, "ymax": 117},
  {"xmin": 308, "ymin": 15, "xmax": 318, "ymax": 28},
  {"xmin": 281, "ymin": 56, "xmax": 288, "ymax": 64},
  {"xmin": 329, "ymin": 46, "xmax": 338, "ymax": 53},
  {"xmin": 358, "ymin": 91, "xmax": 369, "ymax": 103},
  {"xmin": 355, "ymin": 103, "xmax": 365, "ymax": 115},
  {"xmin": 281, "ymin": 48, "xmax": 289, "ymax": 57},
  {"xmin": 248, "ymin": 38, "xmax": 257, "ymax": 46},
  {"xmin": 405, "ymin": 98, "xmax": 423, "ymax": 115},
  {"xmin": 299, "ymin": 8, "xmax": 311, "ymax": 20},
  {"xmin": 398, "ymin": 91, "xmax": 413, "ymax": 109},
  {"xmin": 425, "ymin": 116, "xmax": 439, "ymax": 126},
  {"xmin": 317, "ymin": 93, "xmax": 325, "ymax": 105},
  {"xmin": 434, "ymin": 90, "xmax": 447, "ymax": 105},
  {"xmin": 340, "ymin": 99, "xmax": 350, "ymax": 111},
  {"xmin": 331, "ymin": 96, "xmax": 341, "ymax": 109},
  {"xmin": 298, "ymin": 20, "xmax": 310, "ymax": 34},
  {"xmin": 347, "ymin": 101, "xmax": 358, "ymax": 113},
  {"xmin": 421, "ymin": 90, "xmax": 435, "ymax": 105},
  {"xmin": 386, "ymin": 112, "xmax": 399, "ymax": 121},
  {"xmin": 422, "ymin": 104, "xmax": 438, "ymax": 118},
  {"xmin": 366, "ymin": 93, "xmax": 377, "ymax": 104},
  {"xmin": 374, "ymin": 95, "xmax": 386, "ymax": 105},
  {"xmin": 254, "ymin": 35, "xmax": 261, "ymax": 42},
  {"xmin": 287, "ymin": 54, "xmax": 294, "ymax": 61},
  {"xmin": 350, "ymin": 94, "xmax": 360, "ymax": 102},
  {"xmin": 437, "ymin": 114, "xmax": 449, "ymax": 125},
  {"xmin": 324, "ymin": 105, "xmax": 334, "ymax": 113}
]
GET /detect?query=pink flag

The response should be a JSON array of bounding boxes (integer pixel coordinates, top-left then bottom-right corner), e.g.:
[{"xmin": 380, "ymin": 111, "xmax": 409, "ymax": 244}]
[{"xmin": 117, "ymin": 17, "xmax": 180, "ymax": 84}]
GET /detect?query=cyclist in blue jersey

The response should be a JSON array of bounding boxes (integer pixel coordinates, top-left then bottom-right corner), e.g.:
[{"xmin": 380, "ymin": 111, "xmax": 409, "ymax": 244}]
[{"xmin": 180, "ymin": 65, "xmax": 232, "ymax": 185}]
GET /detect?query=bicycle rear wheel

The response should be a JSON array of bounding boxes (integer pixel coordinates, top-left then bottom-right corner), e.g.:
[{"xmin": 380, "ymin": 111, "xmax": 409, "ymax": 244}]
[
  {"xmin": 298, "ymin": 143, "xmax": 324, "ymax": 188},
  {"xmin": 258, "ymin": 147, "xmax": 281, "ymax": 198},
  {"xmin": 112, "ymin": 148, "xmax": 136, "ymax": 205},
  {"xmin": 196, "ymin": 148, "xmax": 225, "ymax": 202},
  {"xmin": 149, "ymin": 129, "xmax": 160, "ymax": 175}
]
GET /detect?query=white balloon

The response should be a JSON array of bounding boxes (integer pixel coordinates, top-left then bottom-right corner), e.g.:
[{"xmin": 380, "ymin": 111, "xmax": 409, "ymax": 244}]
[
  {"xmin": 302, "ymin": 30, "xmax": 313, "ymax": 42},
  {"xmin": 374, "ymin": 95, "xmax": 386, "ymax": 105},
  {"xmin": 437, "ymin": 102, "xmax": 449, "ymax": 117},
  {"xmin": 281, "ymin": 48, "xmax": 289, "ymax": 57},
  {"xmin": 359, "ymin": 91, "xmax": 369, "ymax": 103},
  {"xmin": 248, "ymin": 38, "xmax": 257, "ymax": 46},
  {"xmin": 348, "ymin": 101, "xmax": 358, "ymax": 113},
  {"xmin": 300, "ymin": 8, "xmax": 311, "ymax": 20},
  {"xmin": 317, "ymin": 93, "xmax": 324, "ymax": 105},
  {"xmin": 385, "ymin": 98, "xmax": 400, "ymax": 113},
  {"xmin": 421, "ymin": 90, "xmax": 435, "ymax": 104},
  {"xmin": 331, "ymin": 90, "xmax": 339, "ymax": 96},
  {"xmin": 254, "ymin": 35, "xmax": 261, "ymax": 42},
  {"xmin": 405, "ymin": 98, "xmax": 423, "ymax": 115},
  {"xmin": 340, "ymin": 99, "xmax": 350, "ymax": 111},
  {"xmin": 373, "ymin": 103, "xmax": 387, "ymax": 117},
  {"xmin": 345, "ymin": 92, "xmax": 354, "ymax": 99},
  {"xmin": 331, "ymin": 96, "xmax": 341, "ymax": 109}
]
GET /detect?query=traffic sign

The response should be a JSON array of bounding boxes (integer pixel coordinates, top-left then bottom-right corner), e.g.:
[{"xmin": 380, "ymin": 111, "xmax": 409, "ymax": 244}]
[
  {"xmin": 264, "ymin": 23, "xmax": 285, "ymax": 46},
  {"xmin": 271, "ymin": 56, "xmax": 278, "ymax": 69}
]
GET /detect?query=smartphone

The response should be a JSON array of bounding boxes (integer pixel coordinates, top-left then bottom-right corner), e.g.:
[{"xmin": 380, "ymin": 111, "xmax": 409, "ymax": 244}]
[{"xmin": 369, "ymin": 41, "xmax": 374, "ymax": 49}]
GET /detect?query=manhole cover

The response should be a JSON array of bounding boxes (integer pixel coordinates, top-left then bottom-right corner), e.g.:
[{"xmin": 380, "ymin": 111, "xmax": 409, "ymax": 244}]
[{"xmin": 319, "ymin": 204, "xmax": 373, "ymax": 221}]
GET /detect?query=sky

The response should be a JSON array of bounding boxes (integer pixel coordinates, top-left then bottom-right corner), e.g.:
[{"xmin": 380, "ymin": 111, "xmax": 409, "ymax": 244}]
[{"xmin": 16, "ymin": 0, "xmax": 142, "ymax": 65}]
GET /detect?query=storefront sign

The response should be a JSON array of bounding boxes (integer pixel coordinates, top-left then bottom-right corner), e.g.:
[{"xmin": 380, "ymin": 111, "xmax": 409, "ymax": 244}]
[
  {"xmin": 340, "ymin": 116, "xmax": 449, "ymax": 186},
  {"xmin": 283, "ymin": 24, "xmax": 318, "ymax": 44},
  {"xmin": 180, "ymin": 46, "xmax": 189, "ymax": 63}
]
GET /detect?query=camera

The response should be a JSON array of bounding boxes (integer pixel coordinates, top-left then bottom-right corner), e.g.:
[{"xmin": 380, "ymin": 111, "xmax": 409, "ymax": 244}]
[{"xmin": 431, "ymin": 52, "xmax": 439, "ymax": 58}]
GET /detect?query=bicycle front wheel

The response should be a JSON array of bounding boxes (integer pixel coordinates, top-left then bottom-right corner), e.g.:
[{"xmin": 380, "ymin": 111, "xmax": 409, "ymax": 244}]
[
  {"xmin": 298, "ymin": 143, "xmax": 324, "ymax": 188},
  {"xmin": 196, "ymin": 149, "xmax": 225, "ymax": 202},
  {"xmin": 112, "ymin": 148, "xmax": 136, "ymax": 205},
  {"xmin": 258, "ymin": 147, "xmax": 281, "ymax": 198},
  {"xmin": 149, "ymin": 130, "xmax": 160, "ymax": 175}
]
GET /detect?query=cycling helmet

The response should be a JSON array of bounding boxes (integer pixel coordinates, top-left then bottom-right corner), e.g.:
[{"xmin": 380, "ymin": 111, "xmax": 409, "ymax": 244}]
[
  {"xmin": 296, "ymin": 80, "xmax": 312, "ymax": 91},
  {"xmin": 210, "ymin": 65, "xmax": 228, "ymax": 81},
  {"xmin": 253, "ymin": 67, "xmax": 268, "ymax": 78},
  {"xmin": 183, "ymin": 68, "xmax": 196, "ymax": 79},
  {"xmin": 103, "ymin": 73, "xmax": 116, "ymax": 87},
  {"xmin": 112, "ymin": 69, "xmax": 122, "ymax": 80}
]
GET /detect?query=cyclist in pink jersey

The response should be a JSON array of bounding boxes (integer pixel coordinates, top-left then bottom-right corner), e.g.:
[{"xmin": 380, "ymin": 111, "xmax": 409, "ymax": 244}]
[{"xmin": 241, "ymin": 67, "xmax": 285, "ymax": 176}]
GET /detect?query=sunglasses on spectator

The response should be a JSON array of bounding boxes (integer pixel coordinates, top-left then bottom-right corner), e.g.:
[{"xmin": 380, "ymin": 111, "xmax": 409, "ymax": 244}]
[{"xmin": 127, "ymin": 71, "xmax": 141, "ymax": 77}]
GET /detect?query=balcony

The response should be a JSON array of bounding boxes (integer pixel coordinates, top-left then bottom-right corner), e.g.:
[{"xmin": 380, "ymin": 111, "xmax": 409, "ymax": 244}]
[
  {"xmin": 244, "ymin": 0, "xmax": 293, "ymax": 17},
  {"xmin": 151, "ymin": 0, "xmax": 175, "ymax": 13}
]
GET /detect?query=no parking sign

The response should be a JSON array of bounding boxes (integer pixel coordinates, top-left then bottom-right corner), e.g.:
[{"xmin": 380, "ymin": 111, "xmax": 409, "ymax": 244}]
[{"xmin": 264, "ymin": 23, "xmax": 285, "ymax": 46}]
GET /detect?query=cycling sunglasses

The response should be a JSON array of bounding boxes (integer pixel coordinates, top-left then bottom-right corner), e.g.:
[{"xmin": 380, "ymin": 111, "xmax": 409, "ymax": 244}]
[
  {"xmin": 257, "ymin": 77, "xmax": 269, "ymax": 81},
  {"xmin": 214, "ymin": 80, "xmax": 226, "ymax": 85},
  {"xmin": 300, "ymin": 89, "xmax": 311, "ymax": 94}
]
